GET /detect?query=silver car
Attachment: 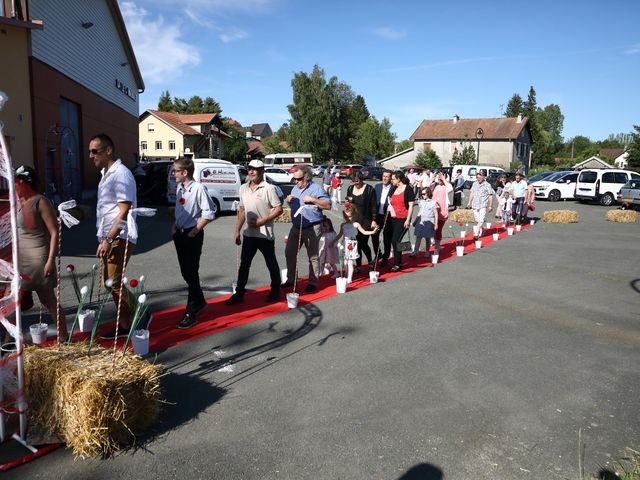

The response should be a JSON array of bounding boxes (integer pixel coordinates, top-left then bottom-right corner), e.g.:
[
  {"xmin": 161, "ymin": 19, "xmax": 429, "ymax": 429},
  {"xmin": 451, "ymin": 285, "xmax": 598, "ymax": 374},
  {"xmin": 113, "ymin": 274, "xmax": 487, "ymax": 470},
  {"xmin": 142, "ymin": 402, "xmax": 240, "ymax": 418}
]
[{"xmin": 617, "ymin": 179, "xmax": 640, "ymax": 209}]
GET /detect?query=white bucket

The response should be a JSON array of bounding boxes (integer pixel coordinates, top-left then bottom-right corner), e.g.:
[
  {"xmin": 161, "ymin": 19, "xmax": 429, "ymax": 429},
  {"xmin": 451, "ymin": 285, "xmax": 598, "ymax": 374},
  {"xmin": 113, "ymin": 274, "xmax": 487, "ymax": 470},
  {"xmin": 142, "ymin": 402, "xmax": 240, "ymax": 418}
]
[
  {"xmin": 132, "ymin": 329, "xmax": 150, "ymax": 356},
  {"xmin": 78, "ymin": 309, "xmax": 95, "ymax": 333},
  {"xmin": 516, "ymin": 224, "xmax": 522, "ymax": 232},
  {"xmin": 456, "ymin": 245, "xmax": 464, "ymax": 257},
  {"xmin": 431, "ymin": 254, "xmax": 439, "ymax": 265},
  {"xmin": 29, "ymin": 323, "xmax": 48, "ymax": 345},
  {"xmin": 286, "ymin": 292, "xmax": 299, "ymax": 308},
  {"xmin": 507, "ymin": 227, "xmax": 514, "ymax": 236},
  {"xmin": 492, "ymin": 233, "xmax": 499, "ymax": 241},
  {"xmin": 475, "ymin": 240, "xmax": 482, "ymax": 249},
  {"xmin": 336, "ymin": 277, "xmax": 348, "ymax": 294},
  {"xmin": 460, "ymin": 230, "xmax": 466, "ymax": 238},
  {"xmin": 472, "ymin": 225, "xmax": 479, "ymax": 235},
  {"xmin": 369, "ymin": 271, "xmax": 380, "ymax": 284},
  {"xmin": 530, "ymin": 219, "xmax": 535, "ymax": 226},
  {"xmin": 281, "ymin": 268, "xmax": 288, "ymax": 283},
  {"xmin": 485, "ymin": 222, "xmax": 491, "ymax": 229}
]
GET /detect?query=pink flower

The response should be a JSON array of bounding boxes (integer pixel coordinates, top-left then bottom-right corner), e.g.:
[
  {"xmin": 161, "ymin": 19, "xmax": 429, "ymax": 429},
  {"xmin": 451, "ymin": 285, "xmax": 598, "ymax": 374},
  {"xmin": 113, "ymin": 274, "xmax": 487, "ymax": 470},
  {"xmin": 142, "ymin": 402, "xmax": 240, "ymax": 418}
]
[
  {"xmin": 66, "ymin": 264, "xmax": 75, "ymax": 272},
  {"xmin": 345, "ymin": 201, "xmax": 351, "ymax": 207},
  {"xmin": 347, "ymin": 244, "xmax": 353, "ymax": 251},
  {"xmin": 283, "ymin": 236, "xmax": 288, "ymax": 244}
]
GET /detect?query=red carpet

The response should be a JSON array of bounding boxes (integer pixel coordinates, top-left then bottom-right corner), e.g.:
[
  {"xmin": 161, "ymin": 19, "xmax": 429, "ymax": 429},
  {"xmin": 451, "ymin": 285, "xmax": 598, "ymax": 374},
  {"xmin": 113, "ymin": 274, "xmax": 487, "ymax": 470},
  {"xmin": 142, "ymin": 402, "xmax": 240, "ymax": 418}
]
[{"xmin": 66, "ymin": 223, "xmax": 532, "ymax": 352}]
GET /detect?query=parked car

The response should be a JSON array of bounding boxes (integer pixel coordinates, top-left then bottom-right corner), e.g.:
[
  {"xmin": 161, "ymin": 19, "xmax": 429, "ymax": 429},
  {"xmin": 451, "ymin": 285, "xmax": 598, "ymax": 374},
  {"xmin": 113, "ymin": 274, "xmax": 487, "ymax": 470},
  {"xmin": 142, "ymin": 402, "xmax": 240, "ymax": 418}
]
[
  {"xmin": 264, "ymin": 167, "xmax": 293, "ymax": 184},
  {"xmin": 575, "ymin": 168, "xmax": 640, "ymax": 206},
  {"xmin": 528, "ymin": 171, "xmax": 556, "ymax": 184},
  {"xmin": 312, "ymin": 165, "xmax": 328, "ymax": 177},
  {"xmin": 133, "ymin": 160, "xmax": 173, "ymax": 204},
  {"xmin": 339, "ymin": 164, "xmax": 363, "ymax": 178},
  {"xmin": 360, "ymin": 166, "xmax": 385, "ymax": 180},
  {"xmin": 533, "ymin": 172, "xmax": 579, "ymax": 201},
  {"xmin": 451, "ymin": 164, "xmax": 505, "ymax": 188},
  {"xmin": 617, "ymin": 179, "xmax": 640, "ymax": 209}
]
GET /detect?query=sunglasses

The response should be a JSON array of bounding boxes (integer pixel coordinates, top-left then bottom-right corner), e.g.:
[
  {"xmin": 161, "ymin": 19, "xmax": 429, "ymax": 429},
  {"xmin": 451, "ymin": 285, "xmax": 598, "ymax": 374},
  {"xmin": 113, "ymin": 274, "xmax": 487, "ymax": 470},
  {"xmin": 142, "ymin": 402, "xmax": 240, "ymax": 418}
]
[
  {"xmin": 89, "ymin": 147, "xmax": 105, "ymax": 155},
  {"xmin": 293, "ymin": 176, "xmax": 304, "ymax": 181}
]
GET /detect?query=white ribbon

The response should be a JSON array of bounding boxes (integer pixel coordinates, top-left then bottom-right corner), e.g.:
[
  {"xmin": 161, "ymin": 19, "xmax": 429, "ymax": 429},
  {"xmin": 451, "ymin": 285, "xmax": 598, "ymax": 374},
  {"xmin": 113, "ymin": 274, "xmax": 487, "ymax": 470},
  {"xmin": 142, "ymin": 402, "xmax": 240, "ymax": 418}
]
[
  {"xmin": 127, "ymin": 207, "xmax": 156, "ymax": 241},
  {"xmin": 58, "ymin": 200, "xmax": 79, "ymax": 228},
  {"xmin": 293, "ymin": 204, "xmax": 315, "ymax": 218},
  {"xmin": 0, "ymin": 258, "xmax": 14, "ymax": 279}
]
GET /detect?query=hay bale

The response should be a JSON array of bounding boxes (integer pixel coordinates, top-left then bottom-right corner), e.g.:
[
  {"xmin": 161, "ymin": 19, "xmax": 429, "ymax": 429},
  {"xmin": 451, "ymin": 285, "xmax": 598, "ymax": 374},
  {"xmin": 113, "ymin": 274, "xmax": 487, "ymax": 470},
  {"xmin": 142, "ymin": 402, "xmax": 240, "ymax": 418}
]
[
  {"xmin": 543, "ymin": 210, "xmax": 578, "ymax": 223},
  {"xmin": 450, "ymin": 209, "xmax": 475, "ymax": 223},
  {"xmin": 24, "ymin": 343, "xmax": 162, "ymax": 458},
  {"xmin": 275, "ymin": 207, "xmax": 292, "ymax": 223},
  {"xmin": 606, "ymin": 209, "xmax": 637, "ymax": 223}
]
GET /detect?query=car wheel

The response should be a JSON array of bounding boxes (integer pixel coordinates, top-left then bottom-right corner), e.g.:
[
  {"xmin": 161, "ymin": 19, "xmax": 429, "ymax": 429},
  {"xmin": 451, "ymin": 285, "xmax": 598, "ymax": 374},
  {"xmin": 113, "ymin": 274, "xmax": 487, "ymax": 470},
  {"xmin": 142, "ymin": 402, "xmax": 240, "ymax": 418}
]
[
  {"xmin": 600, "ymin": 192, "xmax": 614, "ymax": 206},
  {"xmin": 548, "ymin": 189, "xmax": 561, "ymax": 202},
  {"xmin": 211, "ymin": 198, "xmax": 220, "ymax": 217}
]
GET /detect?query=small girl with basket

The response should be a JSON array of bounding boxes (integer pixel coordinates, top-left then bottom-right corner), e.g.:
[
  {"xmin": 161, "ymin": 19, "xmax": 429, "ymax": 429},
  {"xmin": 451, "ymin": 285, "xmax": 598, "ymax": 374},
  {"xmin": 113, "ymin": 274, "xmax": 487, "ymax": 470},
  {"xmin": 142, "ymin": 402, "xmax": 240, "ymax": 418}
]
[
  {"xmin": 411, "ymin": 188, "xmax": 439, "ymax": 257},
  {"xmin": 331, "ymin": 204, "xmax": 378, "ymax": 283}
]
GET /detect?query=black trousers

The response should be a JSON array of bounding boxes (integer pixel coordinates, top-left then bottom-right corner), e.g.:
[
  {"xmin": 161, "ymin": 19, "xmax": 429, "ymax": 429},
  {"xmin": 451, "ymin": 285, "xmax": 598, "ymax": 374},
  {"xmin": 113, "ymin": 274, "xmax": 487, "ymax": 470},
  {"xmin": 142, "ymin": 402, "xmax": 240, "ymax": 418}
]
[
  {"xmin": 372, "ymin": 213, "xmax": 393, "ymax": 262},
  {"xmin": 453, "ymin": 189, "xmax": 463, "ymax": 207},
  {"xmin": 390, "ymin": 217, "xmax": 408, "ymax": 267},
  {"xmin": 236, "ymin": 235, "xmax": 281, "ymax": 294},
  {"xmin": 173, "ymin": 229, "xmax": 205, "ymax": 314}
]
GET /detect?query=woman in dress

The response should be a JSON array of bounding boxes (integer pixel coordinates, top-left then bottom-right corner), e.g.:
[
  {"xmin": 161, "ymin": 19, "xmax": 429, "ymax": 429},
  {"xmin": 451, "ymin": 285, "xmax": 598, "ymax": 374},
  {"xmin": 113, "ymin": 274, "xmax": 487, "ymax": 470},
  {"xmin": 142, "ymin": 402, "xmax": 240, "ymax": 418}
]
[
  {"xmin": 14, "ymin": 166, "xmax": 67, "ymax": 341},
  {"xmin": 388, "ymin": 170, "xmax": 415, "ymax": 272},
  {"xmin": 431, "ymin": 171, "xmax": 453, "ymax": 254},
  {"xmin": 345, "ymin": 170, "xmax": 377, "ymax": 272}
]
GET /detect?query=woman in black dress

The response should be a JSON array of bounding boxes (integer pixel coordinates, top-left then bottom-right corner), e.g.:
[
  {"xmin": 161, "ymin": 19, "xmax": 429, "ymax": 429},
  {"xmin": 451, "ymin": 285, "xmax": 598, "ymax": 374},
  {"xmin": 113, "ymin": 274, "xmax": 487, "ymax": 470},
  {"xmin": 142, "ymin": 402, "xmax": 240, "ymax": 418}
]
[{"xmin": 345, "ymin": 170, "xmax": 377, "ymax": 272}]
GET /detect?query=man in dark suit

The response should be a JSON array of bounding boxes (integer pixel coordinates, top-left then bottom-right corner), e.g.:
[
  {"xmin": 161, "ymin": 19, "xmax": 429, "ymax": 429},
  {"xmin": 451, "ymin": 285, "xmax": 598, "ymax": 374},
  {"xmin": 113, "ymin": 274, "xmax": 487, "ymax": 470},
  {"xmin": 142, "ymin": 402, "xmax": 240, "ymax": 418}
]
[{"xmin": 372, "ymin": 169, "xmax": 394, "ymax": 267}]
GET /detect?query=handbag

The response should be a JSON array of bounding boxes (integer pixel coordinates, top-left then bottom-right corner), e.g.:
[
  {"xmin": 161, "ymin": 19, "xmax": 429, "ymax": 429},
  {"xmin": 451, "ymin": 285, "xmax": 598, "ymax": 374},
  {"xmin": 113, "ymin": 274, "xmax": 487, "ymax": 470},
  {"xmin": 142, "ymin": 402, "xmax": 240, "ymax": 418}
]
[{"xmin": 396, "ymin": 229, "xmax": 412, "ymax": 252}]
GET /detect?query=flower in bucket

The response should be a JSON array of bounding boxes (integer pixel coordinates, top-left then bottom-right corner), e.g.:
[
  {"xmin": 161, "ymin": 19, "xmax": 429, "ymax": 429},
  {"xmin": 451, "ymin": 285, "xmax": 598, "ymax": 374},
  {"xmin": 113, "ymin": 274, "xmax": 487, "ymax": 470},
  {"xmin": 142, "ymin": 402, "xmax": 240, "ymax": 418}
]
[
  {"xmin": 66, "ymin": 263, "xmax": 81, "ymax": 302},
  {"xmin": 122, "ymin": 293, "xmax": 150, "ymax": 358},
  {"xmin": 449, "ymin": 225, "xmax": 464, "ymax": 247},
  {"xmin": 67, "ymin": 285, "xmax": 90, "ymax": 344}
]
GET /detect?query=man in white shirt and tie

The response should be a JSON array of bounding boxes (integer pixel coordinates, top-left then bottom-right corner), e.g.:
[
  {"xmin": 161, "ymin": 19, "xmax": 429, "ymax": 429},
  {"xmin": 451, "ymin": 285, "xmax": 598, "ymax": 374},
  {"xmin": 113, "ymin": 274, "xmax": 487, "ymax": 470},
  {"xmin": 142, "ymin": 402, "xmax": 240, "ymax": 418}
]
[{"xmin": 372, "ymin": 169, "xmax": 393, "ymax": 267}]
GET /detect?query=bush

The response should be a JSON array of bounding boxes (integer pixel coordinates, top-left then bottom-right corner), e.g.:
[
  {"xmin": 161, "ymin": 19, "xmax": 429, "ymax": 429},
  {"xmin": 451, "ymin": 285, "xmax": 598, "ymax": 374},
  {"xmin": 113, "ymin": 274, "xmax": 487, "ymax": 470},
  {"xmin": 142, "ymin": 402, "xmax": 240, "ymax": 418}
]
[{"xmin": 415, "ymin": 149, "xmax": 441, "ymax": 169}]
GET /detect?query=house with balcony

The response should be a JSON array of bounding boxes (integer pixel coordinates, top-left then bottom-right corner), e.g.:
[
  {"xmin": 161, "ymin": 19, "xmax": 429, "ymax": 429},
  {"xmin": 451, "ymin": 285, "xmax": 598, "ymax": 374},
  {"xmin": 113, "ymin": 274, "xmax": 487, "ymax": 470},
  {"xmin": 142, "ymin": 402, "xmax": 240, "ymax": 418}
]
[
  {"xmin": 139, "ymin": 110, "xmax": 230, "ymax": 161},
  {"xmin": 381, "ymin": 115, "xmax": 533, "ymax": 172}
]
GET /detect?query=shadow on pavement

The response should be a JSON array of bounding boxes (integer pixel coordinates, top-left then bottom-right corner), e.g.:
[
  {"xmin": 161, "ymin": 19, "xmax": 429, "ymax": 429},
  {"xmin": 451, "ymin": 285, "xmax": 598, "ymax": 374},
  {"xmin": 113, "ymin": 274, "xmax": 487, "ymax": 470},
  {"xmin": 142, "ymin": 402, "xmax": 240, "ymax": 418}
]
[
  {"xmin": 397, "ymin": 463, "xmax": 444, "ymax": 480},
  {"xmin": 630, "ymin": 279, "xmax": 640, "ymax": 295}
]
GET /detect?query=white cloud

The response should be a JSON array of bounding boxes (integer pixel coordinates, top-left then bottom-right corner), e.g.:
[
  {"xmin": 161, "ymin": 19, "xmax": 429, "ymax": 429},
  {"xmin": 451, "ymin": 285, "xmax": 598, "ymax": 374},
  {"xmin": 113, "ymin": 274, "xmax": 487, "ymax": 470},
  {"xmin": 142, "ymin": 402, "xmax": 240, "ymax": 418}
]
[
  {"xmin": 219, "ymin": 27, "xmax": 249, "ymax": 43},
  {"xmin": 372, "ymin": 27, "xmax": 407, "ymax": 41},
  {"xmin": 121, "ymin": 2, "xmax": 201, "ymax": 85},
  {"xmin": 381, "ymin": 56, "xmax": 496, "ymax": 73},
  {"xmin": 624, "ymin": 44, "xmax": 640, "ymax": 55}
]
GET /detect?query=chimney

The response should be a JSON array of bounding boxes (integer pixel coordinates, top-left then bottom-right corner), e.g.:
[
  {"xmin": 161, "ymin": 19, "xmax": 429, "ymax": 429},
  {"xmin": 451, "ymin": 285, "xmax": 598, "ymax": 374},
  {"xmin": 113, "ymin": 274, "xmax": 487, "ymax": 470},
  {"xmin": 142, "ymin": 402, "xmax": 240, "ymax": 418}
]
[
  {"xmin": 517, "ymin": 113, "xmax": 522, "ymax": 123},
  {"xmin": 453, "ymin": 114, "xmax": 459, "ymax": 124}
]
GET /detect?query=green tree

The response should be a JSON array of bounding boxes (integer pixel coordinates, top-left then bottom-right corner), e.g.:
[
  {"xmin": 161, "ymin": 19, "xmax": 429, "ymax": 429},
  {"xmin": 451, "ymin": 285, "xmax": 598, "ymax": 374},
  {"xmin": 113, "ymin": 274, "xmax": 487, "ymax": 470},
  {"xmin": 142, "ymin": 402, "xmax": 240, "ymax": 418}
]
[
  {"xmin": 224, "ymin": 129, "xmax": 248, "ymax": 163},
  {"xmin": 202, "ymin": 96, "xmax": 222, "ymax": 115},
  {"xmin": 625, "ymin": 125, "xmax": 640, "ymax": 172},
  {"xmin": 262, "ymin": 136, "xmax": 288, "ymax": 154},
  {"xmin": 173, "ymin": 97, "xmax": 188, "ymax": 113},
  {"xmin": 275, "ymin": 123, "xmax": 289, "ymax": 141},
  {"xmin": 451, "ymin": 145, "xmax": 476, "ymax": 165},
  {"xmin": 538, "ymin": 104, "xmax": 564, "ymax": 148},
  {"xmin": 504, "ymin": 94, "xmax": 524, "ymax": 117},
  {"xmin": 396, "ymin": 139, "xmax": 413, "ymax": 152},
  {"xmin": 352, "ymin": 116, "xmax": 396, "ymax": 162},
  {"xmin": 186, "ymin": 95, "xmax": 203, "ymax": 114},
  {"xmin": 158, "ymin": 90, "xmax": 173, "ymax": 111},
  {"xmin": 414, "ymin": 149, "xmax": 441, "ymax": 169},
  {"xmin": 523, "ymin": 86, "xmax": 537, "ymax": 120}
]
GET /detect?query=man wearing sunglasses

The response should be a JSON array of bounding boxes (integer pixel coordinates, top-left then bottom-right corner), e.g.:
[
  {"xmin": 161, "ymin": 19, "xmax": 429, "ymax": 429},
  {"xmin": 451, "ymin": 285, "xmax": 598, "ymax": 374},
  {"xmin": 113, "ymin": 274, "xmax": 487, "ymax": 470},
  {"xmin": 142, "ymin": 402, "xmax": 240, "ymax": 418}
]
[
  {"xmin": 91, "ymin": 134, "xmax": 137, "ymax": 339},
  {"xmin": 282, "ymin": 165, "xmax": 331, "ymax": 292}
]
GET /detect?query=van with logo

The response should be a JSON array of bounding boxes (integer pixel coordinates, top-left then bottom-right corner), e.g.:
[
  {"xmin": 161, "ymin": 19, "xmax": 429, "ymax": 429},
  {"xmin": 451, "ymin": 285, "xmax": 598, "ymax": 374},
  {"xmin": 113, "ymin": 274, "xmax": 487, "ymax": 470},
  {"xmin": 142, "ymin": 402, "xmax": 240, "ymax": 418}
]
[
  {"xmin": 167, "ymin": 158, "xmax": 243, "ymax": 215},
  {"xmin": 575, "ymin": 168, "xmax": 640, "ymax": 206},
  {"xmin": 452, "ymin": 164, "xmax": 505, "ymax": 188}
]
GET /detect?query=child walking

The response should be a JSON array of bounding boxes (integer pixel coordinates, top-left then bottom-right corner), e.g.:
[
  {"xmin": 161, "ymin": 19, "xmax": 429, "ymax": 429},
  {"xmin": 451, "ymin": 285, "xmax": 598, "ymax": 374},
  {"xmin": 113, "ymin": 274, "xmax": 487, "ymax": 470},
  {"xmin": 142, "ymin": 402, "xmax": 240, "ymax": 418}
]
[
  {"xmin": 331, "ymin": 172, "xmax": 343, "ymax": 206},
  {"xmin": 332, "ymin": 205, "xmax": 378, "ymax": 283},
  {"xmin": 498, "ymin": 189, "xmax": 513, "ymax": 225},
  {"xmin": 318, "ymin": 216, "xmax": 340, "ymax": 278},
  {"xmin": 411, "ymin": 188, "xmax": 439, "ymax": 257}
]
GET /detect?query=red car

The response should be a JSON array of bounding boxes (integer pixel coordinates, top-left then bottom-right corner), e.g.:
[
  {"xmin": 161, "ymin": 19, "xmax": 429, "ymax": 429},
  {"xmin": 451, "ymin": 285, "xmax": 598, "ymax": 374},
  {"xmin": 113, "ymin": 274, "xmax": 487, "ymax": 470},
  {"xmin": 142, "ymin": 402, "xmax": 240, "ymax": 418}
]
[{"xmin": 339, "ymin": 164, "xmax": 363, "ymax": 178}]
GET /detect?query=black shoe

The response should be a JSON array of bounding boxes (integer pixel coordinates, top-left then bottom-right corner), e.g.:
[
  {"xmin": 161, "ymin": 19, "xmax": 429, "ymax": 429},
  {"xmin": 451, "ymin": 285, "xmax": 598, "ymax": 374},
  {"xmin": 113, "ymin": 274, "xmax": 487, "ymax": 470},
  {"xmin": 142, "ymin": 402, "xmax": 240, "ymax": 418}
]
[
  {"xmin": 390, "ymin": 265, "xmax": 402, "ymax": 272},
  {"xmin": 280, "ymin": 281, "xmax": 294, "ymax": 289},
  {"xmin": 177, "ymin": 313, "xmax": 197, "ymax": 329},
  {"xmin": 265, "ymin": 290, "xmax": 280, "ymax": 302},
  {"xmin": 304, "ymin": 284, "xmax": 317, "ymax": 293},
  {"xmin": 225, "ymin": 292, "xmax": 244, "ymax": 305},
  {"xmin": 473, "ymin": 235, "xmax": 479, "ymax": 241},
  {"xmin": 100, "ymin": 327, "xmax": 130, "ymax": 340}
]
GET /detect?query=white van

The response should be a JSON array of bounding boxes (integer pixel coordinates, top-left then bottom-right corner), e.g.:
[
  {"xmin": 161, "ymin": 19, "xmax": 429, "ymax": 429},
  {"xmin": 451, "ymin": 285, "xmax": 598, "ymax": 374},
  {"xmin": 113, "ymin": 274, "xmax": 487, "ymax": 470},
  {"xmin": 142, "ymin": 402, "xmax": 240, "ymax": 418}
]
[
  {"xmin": 452, "ymin": 164, "xmax": 505, "ymax": 188},
  {"xmin": 167, "ymin": 158, "xmax": 243, "ymax": 215},
  {"xmin": 575, "ymin": 168, "xmax": 640, "ymax": 206}
]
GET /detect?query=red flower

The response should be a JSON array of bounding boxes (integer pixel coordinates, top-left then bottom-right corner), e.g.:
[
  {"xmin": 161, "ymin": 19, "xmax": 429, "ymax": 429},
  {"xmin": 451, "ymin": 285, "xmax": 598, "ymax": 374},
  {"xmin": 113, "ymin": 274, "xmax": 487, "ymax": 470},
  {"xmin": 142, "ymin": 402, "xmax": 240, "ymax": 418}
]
[
  {"xmin": 66, "ymin": 264, "xmax": 75, "ymax": 272},
  {"xmin": 283, "ymin": 235, "xmax": 288, "ymax": 244},
  {"xmin": 129, "ymin": 278, "xmax": 138, "ymax": 288},
  {"xmin": 179, "ymin": 197, "xmax": 186, "ymax": 205},
  {"xmin": 347, "ymin": 244, "xmax": 353, "ymax": 251},
  {"xmin": 344, "ymin": 201, "xmax": 351, "ymax": 207},
  {"xmin": 458, "ymin": 222, "xmax": 463, "ymax": 227}
]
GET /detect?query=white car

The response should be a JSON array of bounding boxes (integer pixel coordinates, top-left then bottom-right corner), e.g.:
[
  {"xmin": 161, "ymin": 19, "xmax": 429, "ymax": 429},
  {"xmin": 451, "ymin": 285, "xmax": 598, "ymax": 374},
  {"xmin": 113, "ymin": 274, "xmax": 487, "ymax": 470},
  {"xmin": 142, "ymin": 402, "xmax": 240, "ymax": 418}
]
[
  {"xmin": 533, "ymin": 172, "xmax": 579, "ymax": 201},
  {"xmin": 264, "ymin": 167, "xmax": 293, "ymax": 184}
]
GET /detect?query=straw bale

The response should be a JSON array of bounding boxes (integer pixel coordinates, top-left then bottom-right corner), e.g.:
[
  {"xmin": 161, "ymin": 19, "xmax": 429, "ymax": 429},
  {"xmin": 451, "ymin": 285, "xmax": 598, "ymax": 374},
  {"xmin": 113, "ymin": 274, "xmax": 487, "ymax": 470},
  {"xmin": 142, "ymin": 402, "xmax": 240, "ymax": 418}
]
[
  {"xmin": 606, "ymin": 209, "xmax": 637, "ymax": 223},
  {"xmin": 450, "ymin": 209, "xmax": 475, "ymax": 223},
  {"xmin": 543, "ymin": 210, "xmax": 578, "ymax": 223},
  {"xmin": 24, "ymin": 343, "xmax": 162, "ymax": 458},
  {"xmin": 275, "ymin": 207, "xmax": 292, "ymax": 223}
]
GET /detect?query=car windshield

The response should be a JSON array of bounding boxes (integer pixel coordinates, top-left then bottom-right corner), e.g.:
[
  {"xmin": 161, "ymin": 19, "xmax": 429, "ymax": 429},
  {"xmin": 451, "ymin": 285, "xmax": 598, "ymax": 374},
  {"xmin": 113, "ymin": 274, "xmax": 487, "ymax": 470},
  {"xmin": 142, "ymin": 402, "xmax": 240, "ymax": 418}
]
[
  {"xmin": 623, "ymin": 181, "xmax": 639, "ymax": 189},
  {"xmin": 545, "ymin": 172, "xmax": 566, "ymax": 182},
  {"xmin": 529, "ymin": 172, "xmax": 553, "ymax": 183}
]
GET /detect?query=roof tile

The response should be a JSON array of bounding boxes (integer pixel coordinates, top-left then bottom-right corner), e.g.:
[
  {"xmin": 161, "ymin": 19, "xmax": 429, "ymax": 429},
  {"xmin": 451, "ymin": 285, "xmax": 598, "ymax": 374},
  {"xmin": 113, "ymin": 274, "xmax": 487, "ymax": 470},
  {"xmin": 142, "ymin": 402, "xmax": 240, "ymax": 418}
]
[{"xmin": 410, "ymin": 117, "xmax": 529, "ymax": 141}]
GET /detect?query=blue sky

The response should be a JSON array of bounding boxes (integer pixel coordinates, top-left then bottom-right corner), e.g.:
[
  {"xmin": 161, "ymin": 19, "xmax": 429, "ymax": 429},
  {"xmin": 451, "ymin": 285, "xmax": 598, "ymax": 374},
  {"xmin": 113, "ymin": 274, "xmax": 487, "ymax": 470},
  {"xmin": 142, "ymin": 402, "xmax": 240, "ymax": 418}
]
[{"xmin": 121, "ymin": 0, "xmax": 640, "ymax": 143}]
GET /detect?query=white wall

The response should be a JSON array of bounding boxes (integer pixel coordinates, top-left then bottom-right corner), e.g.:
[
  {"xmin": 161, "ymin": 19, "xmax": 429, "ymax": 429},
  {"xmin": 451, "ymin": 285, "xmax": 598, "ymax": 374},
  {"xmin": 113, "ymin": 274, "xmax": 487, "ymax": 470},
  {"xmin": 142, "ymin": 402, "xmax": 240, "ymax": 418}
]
[{"xmin": 30, "ymin": 0, "xmax": 140, "ymax": 117}]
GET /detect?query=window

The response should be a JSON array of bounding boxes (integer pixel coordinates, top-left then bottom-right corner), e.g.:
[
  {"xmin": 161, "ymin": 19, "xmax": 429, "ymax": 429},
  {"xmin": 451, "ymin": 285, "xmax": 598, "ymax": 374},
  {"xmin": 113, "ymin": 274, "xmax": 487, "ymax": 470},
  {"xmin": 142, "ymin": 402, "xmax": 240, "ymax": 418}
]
[
  {"xmin": 602, "ymin": 172, "xmax": 615, "ymax": 183},
  {"xmin": 631, "ymin": 173, "xmax": 640, "ymax": 180},
  {"xmin": 614, "ymin": 172, "xmax": 628, "ymax": 183},
  {"xmin": 169, "ymin": 140, "xmax": 176, "ymax": 150},
  {"xmin": 155, "ymin": 141, "xmax": 162, "ymax": 150},
  {"xmin": 140, "ymin": 141, "xmax": 147, "ymax": 150},
  {"xmin": 423, "ymin": 143, "xmax": 431, "ymax": 151},
  {"xmin": 579, "ymin": 171, "xmax": 597, "ymax": 183},
  {"xmin": 468, "ymin": 167, "xmax": 477, "ymax": 177},
  {"xmin": 147, "ymin": 123, "xmax": 155, "ymax": 132}
]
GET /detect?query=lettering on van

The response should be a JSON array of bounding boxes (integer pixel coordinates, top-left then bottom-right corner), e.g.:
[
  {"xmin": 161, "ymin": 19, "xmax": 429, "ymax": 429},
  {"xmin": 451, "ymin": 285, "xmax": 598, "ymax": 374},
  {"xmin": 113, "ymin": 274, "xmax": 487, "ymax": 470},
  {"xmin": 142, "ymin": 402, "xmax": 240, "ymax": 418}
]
[{"xmin": 200, "ymin": 167, "xmax": 236, "ymax": 184}]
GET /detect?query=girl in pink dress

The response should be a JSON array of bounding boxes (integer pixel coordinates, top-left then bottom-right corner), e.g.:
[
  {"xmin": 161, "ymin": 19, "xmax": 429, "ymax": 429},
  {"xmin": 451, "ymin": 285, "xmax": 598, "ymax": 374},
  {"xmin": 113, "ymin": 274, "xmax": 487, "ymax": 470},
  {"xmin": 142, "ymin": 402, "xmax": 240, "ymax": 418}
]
[{"xmin": 431, "ymin": 171, "xmax": 453, "ymax": 254}]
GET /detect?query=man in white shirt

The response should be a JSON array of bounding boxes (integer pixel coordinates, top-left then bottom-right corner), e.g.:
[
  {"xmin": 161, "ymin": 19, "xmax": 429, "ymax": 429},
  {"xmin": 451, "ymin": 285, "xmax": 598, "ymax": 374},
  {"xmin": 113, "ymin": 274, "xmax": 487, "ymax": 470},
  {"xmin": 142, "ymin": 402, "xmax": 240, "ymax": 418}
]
[
  {"xmin": 91, "ymin": 134, "xmax": 137, "ymax": 340},
  {"xmin": 373, "ymin": 169, "xmax": 393, "ymax": 267},
  {"xmin": 510, "ymin": 172, "xmax": 528, "ymax": 223},
  {"xmin": 172, "ymin": 157, "xmax": 215, "ymax": 329}
]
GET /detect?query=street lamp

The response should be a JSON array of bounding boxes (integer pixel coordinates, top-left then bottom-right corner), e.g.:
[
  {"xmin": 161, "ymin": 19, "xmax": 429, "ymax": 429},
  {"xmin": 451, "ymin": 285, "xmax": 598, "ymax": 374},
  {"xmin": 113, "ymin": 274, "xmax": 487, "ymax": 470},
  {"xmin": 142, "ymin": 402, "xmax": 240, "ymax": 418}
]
[{"xmin": 475, "ymin": 127, "xmax": 484, "ymax": 165}]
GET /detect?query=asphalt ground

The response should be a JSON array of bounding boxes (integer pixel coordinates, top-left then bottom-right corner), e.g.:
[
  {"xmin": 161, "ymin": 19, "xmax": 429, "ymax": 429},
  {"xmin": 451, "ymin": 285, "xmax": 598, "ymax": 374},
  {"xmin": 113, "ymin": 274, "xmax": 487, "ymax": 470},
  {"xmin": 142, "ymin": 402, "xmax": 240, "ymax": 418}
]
[{"xmin": 7, "ymin": 180, "xmax": 640, "ymax": 479}]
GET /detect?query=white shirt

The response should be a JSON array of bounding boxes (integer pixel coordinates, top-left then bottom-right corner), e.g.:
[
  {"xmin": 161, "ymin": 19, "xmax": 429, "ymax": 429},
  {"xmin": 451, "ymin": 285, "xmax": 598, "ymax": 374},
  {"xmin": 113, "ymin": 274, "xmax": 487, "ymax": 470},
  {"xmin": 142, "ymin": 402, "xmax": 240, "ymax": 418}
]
[
  {"xmin": 378, "ymin": 184, "xmax": 392, "ymax": 214},
  {"xmin": 175, "ymin": 179, "xmax": 215, "ymax": 228},
  {"xmin": 96, "ymin": 159, "xmax": 137, "ymax": 242}
]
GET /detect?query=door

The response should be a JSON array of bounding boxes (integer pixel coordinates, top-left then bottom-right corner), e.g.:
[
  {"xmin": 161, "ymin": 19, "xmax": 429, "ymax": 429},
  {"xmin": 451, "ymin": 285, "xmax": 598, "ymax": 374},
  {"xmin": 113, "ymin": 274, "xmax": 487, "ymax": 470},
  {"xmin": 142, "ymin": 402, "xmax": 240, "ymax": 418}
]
[{"xmin": 58, "ymin": 98, "xmax": 82, "ymax": 200}]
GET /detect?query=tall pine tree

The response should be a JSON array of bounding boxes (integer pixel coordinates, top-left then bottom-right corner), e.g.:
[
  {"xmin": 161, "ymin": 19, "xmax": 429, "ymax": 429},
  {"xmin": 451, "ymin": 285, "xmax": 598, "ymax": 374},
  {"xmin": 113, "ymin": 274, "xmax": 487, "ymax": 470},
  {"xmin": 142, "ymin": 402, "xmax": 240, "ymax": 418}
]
[
  {"xmin": 504, "ymin": 94, "xmax": 523, "ymax": 117},
  {"xmin": 158, "ymin": 90, "xmax": 173, "ymax": 111}
]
